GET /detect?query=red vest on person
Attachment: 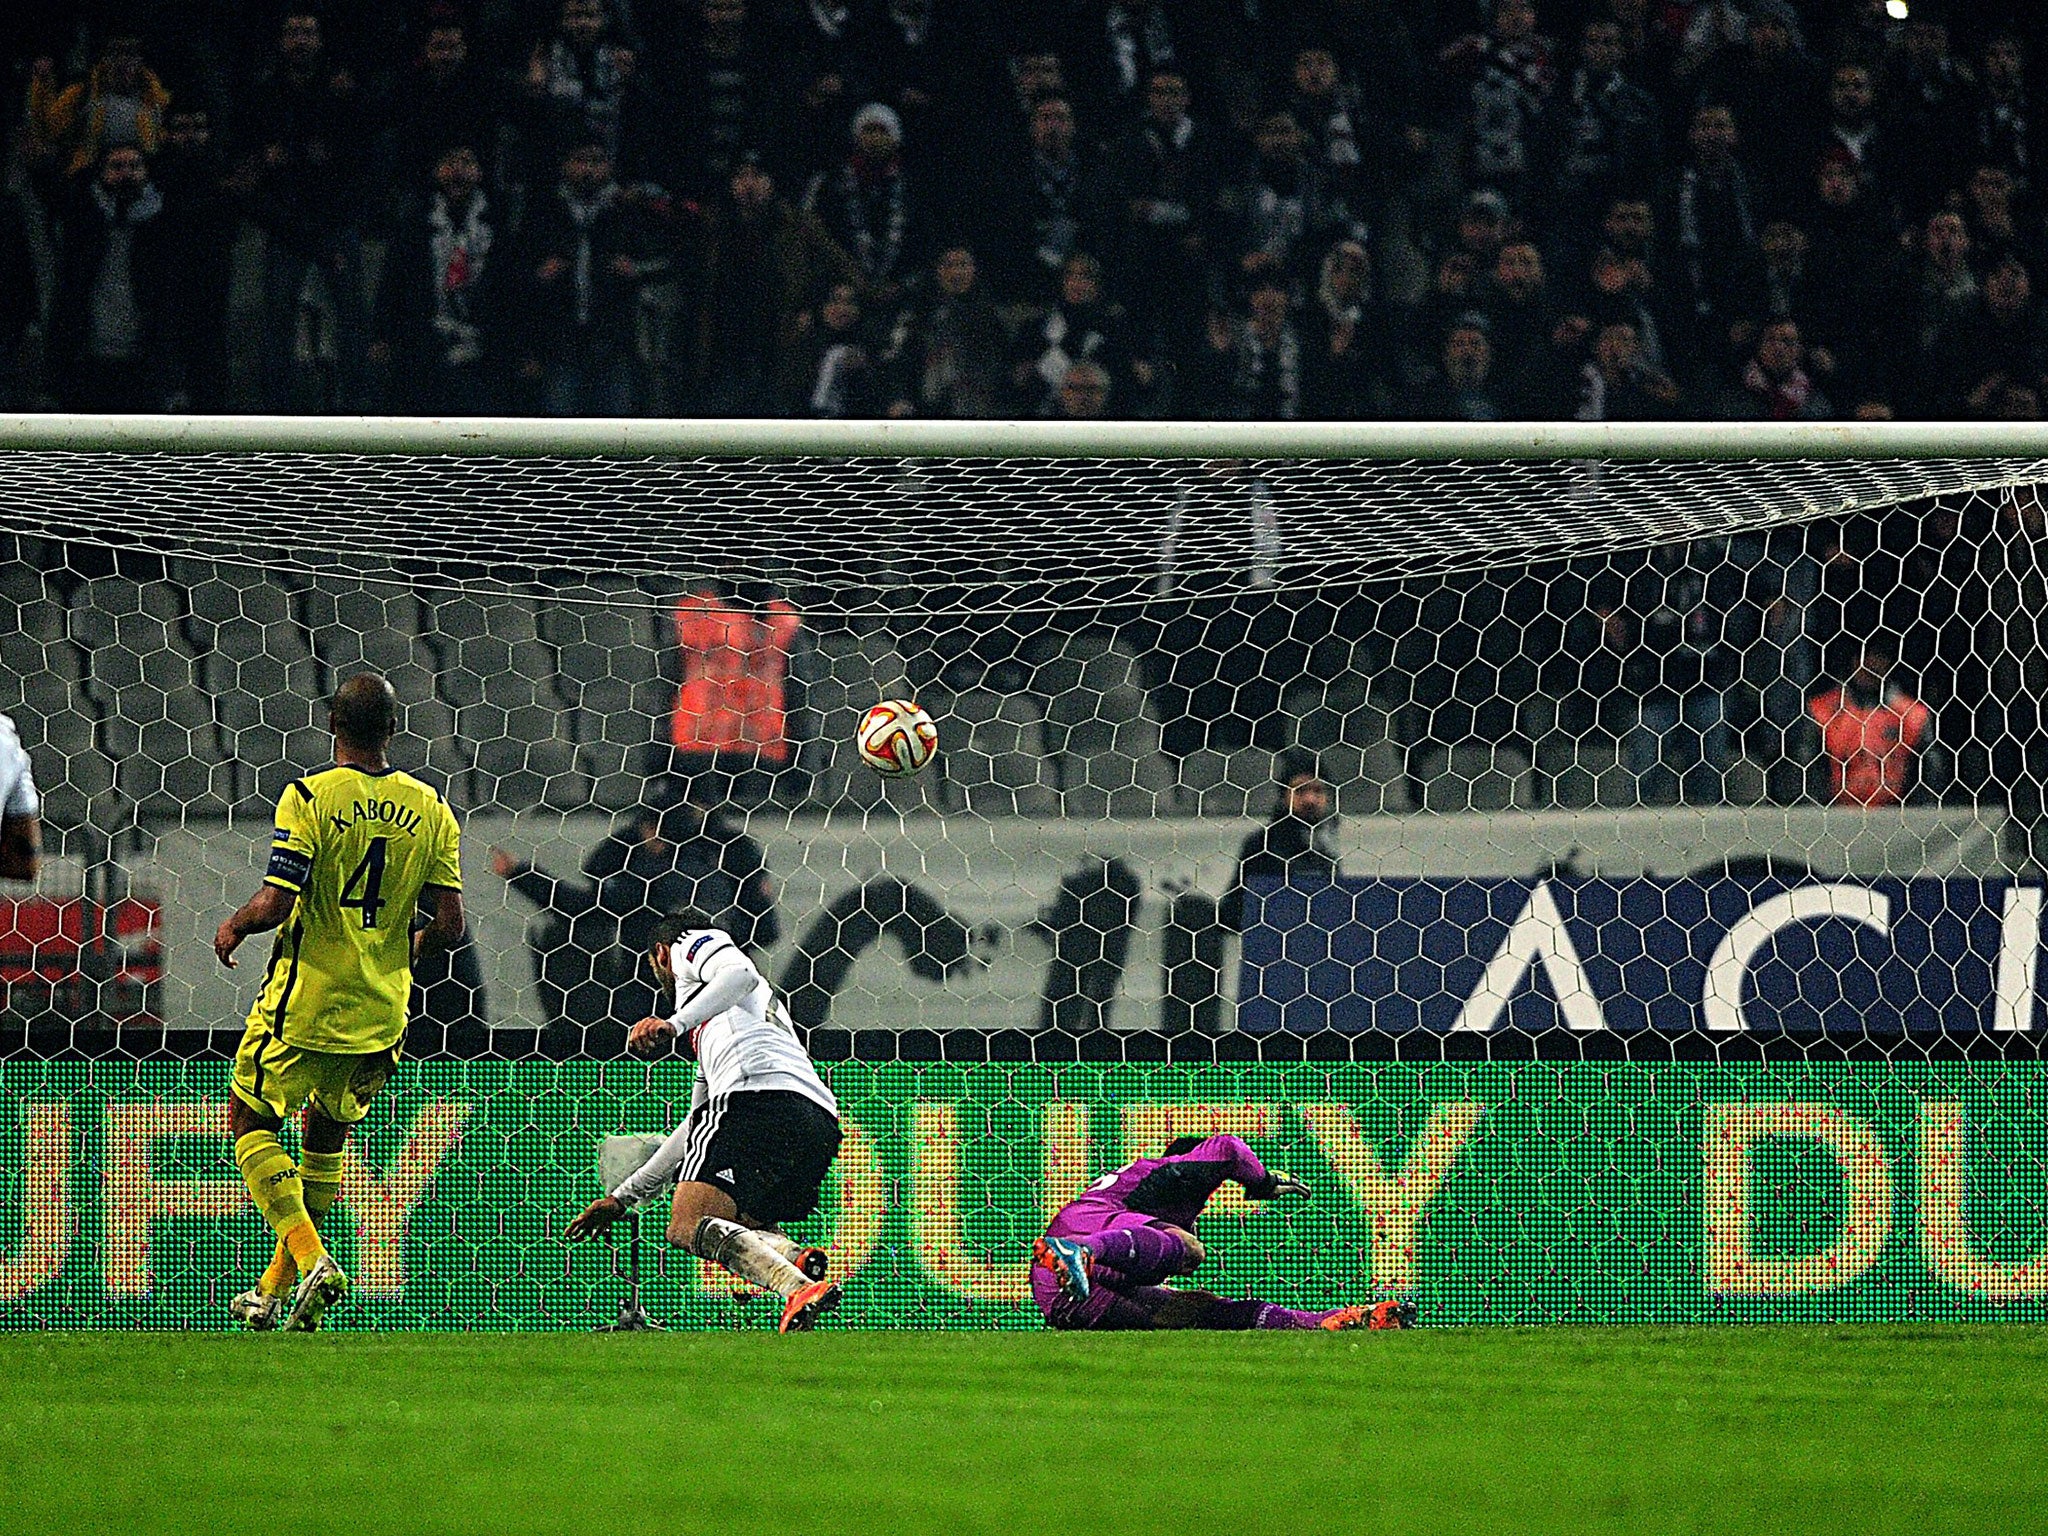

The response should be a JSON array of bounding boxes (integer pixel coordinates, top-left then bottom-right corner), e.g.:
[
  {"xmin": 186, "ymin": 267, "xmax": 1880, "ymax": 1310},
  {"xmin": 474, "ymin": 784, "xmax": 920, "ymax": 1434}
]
[
  {"xmin": 1808, "ymin": 685, "xmax": 1931, "ymax": 808},
  {"xmin": 670, "ymin": 589, "xmax": 802, "ymax": 762}
]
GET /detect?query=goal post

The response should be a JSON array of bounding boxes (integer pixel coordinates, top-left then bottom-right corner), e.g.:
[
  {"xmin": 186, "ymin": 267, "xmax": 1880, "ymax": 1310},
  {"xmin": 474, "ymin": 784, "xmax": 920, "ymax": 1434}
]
[
  {"xmin": 10, "ymin": 412, "xmax": 2048, "ymax": 457},
  {"xmin": 1, "ymin": 415, "xmax": 2045, "ymax": 1329}
]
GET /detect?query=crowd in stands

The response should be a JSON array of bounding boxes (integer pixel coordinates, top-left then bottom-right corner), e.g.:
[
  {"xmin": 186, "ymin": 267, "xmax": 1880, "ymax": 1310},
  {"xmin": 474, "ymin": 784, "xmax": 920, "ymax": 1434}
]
[{"xmin": 2, "ymin": 0, "xmax": 2046, "ymax": 419}]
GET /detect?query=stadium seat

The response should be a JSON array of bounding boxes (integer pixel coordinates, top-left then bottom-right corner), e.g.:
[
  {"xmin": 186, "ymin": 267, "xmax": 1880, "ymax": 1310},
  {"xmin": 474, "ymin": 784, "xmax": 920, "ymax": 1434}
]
[
  {"xmin": 1531, "ymin": 732, "xmax": 1654, "ymax": 810},
  {"xmin": 203, "ymin": 646, "xmax": 325, "ymax": 734},
  {"xmin": 1171, "ymin": 747, "xmax": 1227, "ymax": 814},
  {"xmin": 183, "ymin": 566, "xmax": 296, "ymax": 650},
  {"xmin": 0, "ymin": 631, "xmax": 81, "ymax": 720},
  {"xmin": 539, "ymin": 760, "xmax": 595, "ymax": 812},
  {"xmin": 76, "ymin": 575, "xmax": 143, "ymax": 621},
  {"xmin": 565, "ymin": 681, "xmax": 660, "ymax": 810},
  {"xmin": 312, "ymin": 623, "xmax": 427, "ymax": 685},
  {"xmin": 0, "ymin": 563, "xmax": 54, "ymax": 613},
  {"xmin": 302, "ymin": 581, "xmax": 422, "ymax": 639},
  {"xmin": 543, "ymin": 587, "xmax": 664, "ymax": 701},
  {"xmin": 35, "ymin": 706, "xmax": 116, "ymax": 829},
  {"xmin": 389, "ymin": 695, "xmax": 469, "ymax": 804},
  {"xmin": 1722, "ymin": 756, "xmax": 1769, "ymax": 807},
  {"xmin": 459, "ymin": 655, "xmax": 583, "ymax": 802},
  {"xmin": 934, "ymin": 689, "xmax": 1057, "ymax": 816},
  {"xmin": 7, "ymin": 597, "xmax": 68, "ymax": 645},
  {"xmin": 473, "ymin": 730, "xmax": 579, "ymax": 813},
  {"xmin": 573, "ymin": 739, "xmax": 643, "ymax": 812},
  {"xmin": 1316, "ymin": 741, "xmax": 1413, "ymax": 816},
  {"xmin": 249, "ymin": 728, "xmax": 336, "ymax": 809},
  {"xmin": 137, "ymin": 581, "xmax": 183, "ymax": 622},
  {"xmin": 105, "ymin": 714, "xmax": 234, "ymax": 821},
  {"xmin": 805, "ymin": 630, "xmax": 921, "ymax": 812},
  {"xmin": 1058, "ymin": 699, "xmax": 1173, "ymax": 818},
  {"xmin": 425, "ymin": 734, "xmax": 479, "ymax": 812},
  {"xmin": 1198, "ymin": 748, "xmax": 1281, "ymax": 818},
  {"xmin": 431, "ymin": 592, "xmax": 544, "ymax": 648},
  {"xmin": 205, "ymin": 648, "xmax": 332, "ymax": 813},
  {"xmin": 1415, "ymin": 744, "xmax": 1536, "ymax": 814},
  {"xmin": 1038, "ymin": 641, "xmax": 1173, "ymax": 817},
  {"xmin": 438, "ymin": 630, "xmax": 563, "ymax": 710}
]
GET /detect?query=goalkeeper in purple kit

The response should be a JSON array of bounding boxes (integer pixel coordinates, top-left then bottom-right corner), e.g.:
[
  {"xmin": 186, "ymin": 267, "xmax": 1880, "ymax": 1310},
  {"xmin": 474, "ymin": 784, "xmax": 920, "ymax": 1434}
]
[{"xmin": 1033, "ymin": 1133, "xmax": 1417, "ymax": 1332}]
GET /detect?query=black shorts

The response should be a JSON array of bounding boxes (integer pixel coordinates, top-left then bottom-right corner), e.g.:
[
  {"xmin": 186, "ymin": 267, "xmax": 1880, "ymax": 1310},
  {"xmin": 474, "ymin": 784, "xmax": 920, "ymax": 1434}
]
[{"xmin": 678, "ymin": 1090, "xmax": 842, "ymax": 1224}]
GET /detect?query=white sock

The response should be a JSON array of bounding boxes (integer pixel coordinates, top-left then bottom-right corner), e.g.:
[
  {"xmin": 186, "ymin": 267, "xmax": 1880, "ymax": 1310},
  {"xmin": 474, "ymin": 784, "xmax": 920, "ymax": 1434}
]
[
  {"xmin": 693, "ymin": 1217, "xmax": 808, "ymax": 1298},
  {"xmin": 755, "ymin": 1230, "xmax": 811, "ymax": 1266}
]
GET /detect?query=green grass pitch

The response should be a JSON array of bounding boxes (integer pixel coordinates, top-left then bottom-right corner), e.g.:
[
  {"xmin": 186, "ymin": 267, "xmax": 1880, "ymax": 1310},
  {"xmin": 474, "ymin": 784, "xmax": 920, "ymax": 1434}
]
[{"xmin": 3, "ymin": 1328, "xmax": 2043, "ymax": 1536}]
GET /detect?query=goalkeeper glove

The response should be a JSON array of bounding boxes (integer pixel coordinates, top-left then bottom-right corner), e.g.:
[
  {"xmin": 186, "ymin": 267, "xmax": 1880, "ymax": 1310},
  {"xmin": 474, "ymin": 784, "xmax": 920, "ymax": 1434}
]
[{"xmin": 1249, "ymin": 1172, "xmax": 1311, "ymax": 1200}]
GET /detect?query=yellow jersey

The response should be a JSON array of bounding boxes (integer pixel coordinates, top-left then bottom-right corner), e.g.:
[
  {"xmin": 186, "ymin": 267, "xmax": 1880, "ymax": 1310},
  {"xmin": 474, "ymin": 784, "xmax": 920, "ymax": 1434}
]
[{"xmin": 246, "ymin": 764, "xmax": 463, "ymax": 1054}]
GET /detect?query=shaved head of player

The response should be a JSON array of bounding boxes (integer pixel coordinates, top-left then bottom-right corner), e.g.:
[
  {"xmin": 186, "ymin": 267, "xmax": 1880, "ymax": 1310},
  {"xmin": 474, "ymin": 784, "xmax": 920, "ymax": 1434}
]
[
  {"xmin": 1033, "ymin": 1133, "xmax": 1416, "ymax": 1332},
  {"xmin": 213, "ymin": 671, "xmax": 466, "ymax": 1331},
  {"xmin": 567, "ymin": 909, "xmax": 844, "ymax": 1332},
  {"xmin": 330, "ymin": 672, "xmax": 399, "ymax": 755}
]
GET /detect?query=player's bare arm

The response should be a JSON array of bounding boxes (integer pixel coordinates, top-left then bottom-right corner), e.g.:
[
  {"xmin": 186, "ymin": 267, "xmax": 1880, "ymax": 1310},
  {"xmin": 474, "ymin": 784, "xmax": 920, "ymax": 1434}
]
[
  {"xmin": 412, "ymin": 884, "xmax": 467, "ymax": 967},
  {"xmin": 0, "ymin": 811, "xmax": 40, "ymax": 881},
  {"xmin": 214, "ymin": 883, "xmax": 298, "ymax": 968}
]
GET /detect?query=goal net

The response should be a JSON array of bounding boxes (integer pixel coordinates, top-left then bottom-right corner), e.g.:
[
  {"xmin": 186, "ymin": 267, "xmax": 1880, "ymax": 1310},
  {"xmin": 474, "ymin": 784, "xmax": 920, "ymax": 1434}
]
[{"xmin": 1, "ymin": 418, "xmax": 2045, "ymax": 1329}]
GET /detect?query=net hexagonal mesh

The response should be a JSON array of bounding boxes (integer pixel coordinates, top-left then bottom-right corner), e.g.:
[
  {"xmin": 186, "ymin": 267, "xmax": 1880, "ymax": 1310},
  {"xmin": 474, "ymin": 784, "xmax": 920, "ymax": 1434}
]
[{"xmin": 2, "ymin": 445, "xmax": 2046, "ymax": 1328}]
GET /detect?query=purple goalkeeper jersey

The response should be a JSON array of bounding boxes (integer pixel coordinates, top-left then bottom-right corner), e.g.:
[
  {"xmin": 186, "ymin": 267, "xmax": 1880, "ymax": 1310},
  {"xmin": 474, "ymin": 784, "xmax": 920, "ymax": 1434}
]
[{"xmin": 1045, "ymin": 1133, "xmax": 1273, "ymax": 1238}]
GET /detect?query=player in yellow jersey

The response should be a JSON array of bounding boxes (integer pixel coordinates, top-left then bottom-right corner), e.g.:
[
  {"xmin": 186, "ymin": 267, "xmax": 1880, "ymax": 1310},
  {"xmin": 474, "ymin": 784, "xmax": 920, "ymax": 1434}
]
[{"xmin": 214, "ymin": 674, "xmax": 466, "ymax": 1332}]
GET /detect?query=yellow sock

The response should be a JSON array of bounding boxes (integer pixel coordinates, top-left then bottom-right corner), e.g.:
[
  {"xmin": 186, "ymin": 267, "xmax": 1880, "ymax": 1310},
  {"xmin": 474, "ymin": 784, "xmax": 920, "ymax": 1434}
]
[
  {"xmin": 300, "ymin": 1148, "xmax": 344, "ymax": 1222},
  {"xmin": 256, "ymin": 1147, "xmax": 344, "ymax": 1295},
  {"xmin": 235, "ymin": 1130, "xmax": 327, "ymax": 1272},
  {"xmin": 258, "ymin": 1244, "xmax": 297, "ymax": 1299}
]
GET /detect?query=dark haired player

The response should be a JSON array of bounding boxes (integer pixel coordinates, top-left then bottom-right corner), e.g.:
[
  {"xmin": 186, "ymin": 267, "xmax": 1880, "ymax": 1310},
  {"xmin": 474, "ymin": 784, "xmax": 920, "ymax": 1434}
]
[
  {"xmin": 215, "ymin": 674, "xmax": 466, "ymax": 1331},
  {"xmin": 1034, "ymin": 1133, "xmax": 1416, "ymax": 1331},
  {"xmin": 567, "ymin": 911, "xmax": 842, "ymax": 1332}
]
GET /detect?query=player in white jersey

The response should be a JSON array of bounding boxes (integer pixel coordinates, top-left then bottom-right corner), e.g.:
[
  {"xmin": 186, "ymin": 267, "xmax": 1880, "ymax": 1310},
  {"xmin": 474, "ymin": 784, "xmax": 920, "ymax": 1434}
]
[
  {"xmin": 0, "ymin": 712, "xmax": 43, "ymax": 881},
  {"xmin": 567, "ymin": 909, "xmax": 845, "ymax": 1332}
]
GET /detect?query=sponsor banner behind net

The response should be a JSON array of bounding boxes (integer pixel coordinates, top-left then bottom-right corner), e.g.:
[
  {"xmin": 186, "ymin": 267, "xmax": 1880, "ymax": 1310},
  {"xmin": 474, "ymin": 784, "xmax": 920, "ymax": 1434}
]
[
  {"xmin": 1, "ymin": 1063, "xmax": 2043, "ymax": 1329},
  {"xmin": 1240, "ymin": 878, "xmax": 2048, "ymax": 1035}
]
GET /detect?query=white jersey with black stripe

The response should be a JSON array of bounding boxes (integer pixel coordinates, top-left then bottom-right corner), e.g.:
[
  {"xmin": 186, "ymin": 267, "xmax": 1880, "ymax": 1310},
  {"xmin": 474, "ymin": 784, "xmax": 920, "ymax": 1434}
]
[
  {"xmin": 0, "ymin": 713, "xmax": 40, "ymax": 820},
  {"xmin": 667, "ymin": 928, "xmax": 837, "ymax": 1117}
]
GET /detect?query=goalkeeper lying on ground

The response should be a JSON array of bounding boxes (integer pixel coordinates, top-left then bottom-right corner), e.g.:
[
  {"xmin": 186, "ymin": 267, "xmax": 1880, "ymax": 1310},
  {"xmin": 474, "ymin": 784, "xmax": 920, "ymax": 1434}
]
[{"xmin": 1033, "ymin": 1134, "xmax": 1416, "ymax": 1332}]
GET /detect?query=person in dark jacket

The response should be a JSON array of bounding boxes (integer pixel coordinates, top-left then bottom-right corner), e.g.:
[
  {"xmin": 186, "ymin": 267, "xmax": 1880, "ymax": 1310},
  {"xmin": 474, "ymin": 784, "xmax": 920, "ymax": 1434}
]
[
  {"xmin": 1218, "ymin": 756, "xmax": 1340, "ymax": 931},
  {"xmin": 780, "ymin": 281, "xmax": 884, "ymax": 416},
  {"xmin": 152, "ymin": 108, "xmax": 237, "ymax": 413},
  {"xmin": 387, "ymin": 14, "xmax": 506, "ymax": 198},
  {"xmin": 1607, "ymin": 538, "xmax": 1755, "ymax": 803},
  {"xmin": 489, "ymin": 792, "xmax": 779, "ymax": 1047},
  {"xmin": 48, "ymin": 144, "xmax": 183, "ymax": 412},
  {"xmin": 0, "ymin": 189, "xmax": 39, "ymax": 409},
  {"xmin": 371, "ymin": 144, "xmax": 505, "ymax": 414},
  {"xmin": 1092, "ymin": 69, "xmax": 1224, "ymax": 358},
  {"xmin": 239, "ymin": 9, "xmax": 370, "ymax": 411},
  {"xmin": 693, "ymin": 154, "xmax": 862, "ymax": 415},
  {"xmin": 507, "ymin": 136, "xmax": 671, "ymax": 415},
  {"xmin": 802, "ymin": 101, "xmax": 928, "ymax": 299},
  {"xmin": 881, "ymin": 244, "xmax": 1007, "ymax": 418},
  {"xmin": 1008, "ymin": 252, "xmax": 1147, "ymax": 415}
]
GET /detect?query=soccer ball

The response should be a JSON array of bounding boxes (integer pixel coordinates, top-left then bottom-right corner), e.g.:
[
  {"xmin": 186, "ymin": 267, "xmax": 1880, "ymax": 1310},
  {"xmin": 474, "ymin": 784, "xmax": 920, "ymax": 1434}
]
[{"xmin": 857, "ymin": 699, "xmax": 939, "ymax": 776}]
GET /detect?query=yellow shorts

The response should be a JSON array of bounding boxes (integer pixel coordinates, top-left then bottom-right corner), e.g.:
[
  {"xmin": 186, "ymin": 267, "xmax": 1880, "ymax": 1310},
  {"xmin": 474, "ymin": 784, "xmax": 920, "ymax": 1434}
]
[{"xmin": 230, "ymin": 1025, "xmax": 399, "ymax": 1125}]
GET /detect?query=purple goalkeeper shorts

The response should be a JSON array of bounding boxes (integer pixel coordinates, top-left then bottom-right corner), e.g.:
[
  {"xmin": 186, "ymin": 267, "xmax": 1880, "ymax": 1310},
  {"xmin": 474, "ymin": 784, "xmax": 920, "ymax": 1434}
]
[{"xmin": 1031, "ymin": 1212, "xmax": 1182, "ymax": 1331}]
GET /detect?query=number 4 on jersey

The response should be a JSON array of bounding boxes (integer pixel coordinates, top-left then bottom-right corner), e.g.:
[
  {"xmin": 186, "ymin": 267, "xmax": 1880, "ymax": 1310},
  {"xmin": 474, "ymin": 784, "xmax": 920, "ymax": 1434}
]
[{"xmin": 340, "ymin": 837, "xmax": 388, "ymax": 928}]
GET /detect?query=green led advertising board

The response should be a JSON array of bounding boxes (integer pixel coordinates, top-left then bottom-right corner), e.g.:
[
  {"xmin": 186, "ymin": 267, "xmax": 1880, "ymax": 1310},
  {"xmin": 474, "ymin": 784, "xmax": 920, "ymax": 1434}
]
[{"xmin": 1, "ymin": 1062, "xmax": 2043, "ymax": 1328}]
